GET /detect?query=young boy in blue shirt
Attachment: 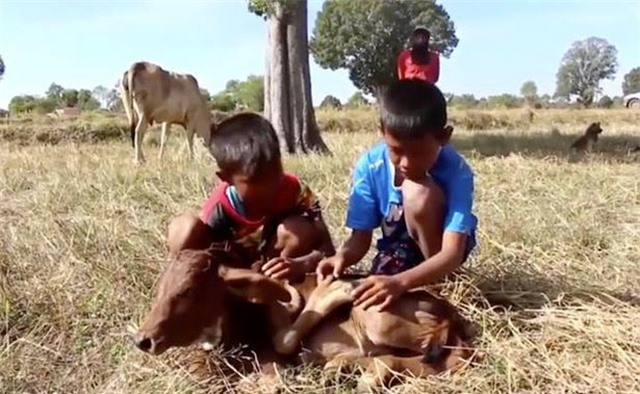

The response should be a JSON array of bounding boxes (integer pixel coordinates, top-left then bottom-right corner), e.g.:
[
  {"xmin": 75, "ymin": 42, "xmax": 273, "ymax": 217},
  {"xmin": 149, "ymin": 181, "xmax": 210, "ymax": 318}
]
[{"xmin": 317, "ymin": 78, "xmax": 478, "ymax": 312}]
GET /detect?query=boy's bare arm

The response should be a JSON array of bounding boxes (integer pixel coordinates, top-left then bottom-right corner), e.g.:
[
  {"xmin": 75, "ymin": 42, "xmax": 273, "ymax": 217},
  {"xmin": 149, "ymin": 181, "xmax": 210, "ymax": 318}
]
[
  {"xmin": 395, "ymin": 231, "xmax": 467, "ymax": 290},
  {"xmin": 315, "ymin": 229, "xmax": 373, "ymax": 278},
  {"xmin": 298, "ymin": 219, "xmax": 337, "ymax": 273},
  {"xmin": 338, "ymin": 229, "xmax": 373, "ymax": 268},
  {"xmin": 315, "ymin": 218, "xmax": 336, "ymax": 258}
]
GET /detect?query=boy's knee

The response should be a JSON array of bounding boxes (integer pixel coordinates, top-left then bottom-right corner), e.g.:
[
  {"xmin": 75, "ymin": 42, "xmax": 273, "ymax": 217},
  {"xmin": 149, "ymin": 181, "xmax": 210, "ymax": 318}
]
[
  {"xmin": 401, "ymin": 177, "xmax": 445, "ymax": 219},
  {"xmin": 275, "ymin": 216, "xmax": 317, "ymax": 257},
  {"xmin": 167, "ymin": 213, "xmax": 211, "ymax": 254}
]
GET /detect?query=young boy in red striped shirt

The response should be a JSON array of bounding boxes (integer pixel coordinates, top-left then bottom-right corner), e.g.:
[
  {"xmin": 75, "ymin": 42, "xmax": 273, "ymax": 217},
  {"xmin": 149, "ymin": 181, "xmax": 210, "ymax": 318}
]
[{"xmin": 166, "ymin": 113, "xmax": 335, "ymax": 282}]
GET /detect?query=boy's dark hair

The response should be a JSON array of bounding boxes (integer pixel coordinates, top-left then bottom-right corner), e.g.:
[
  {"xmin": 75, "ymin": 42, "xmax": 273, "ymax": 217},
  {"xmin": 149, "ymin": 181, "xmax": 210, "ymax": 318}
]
[
  {"xmin": 411, "ymin": 26, "xmax": 430, "ymax": 40},
  {"xmin": 409, "ymin": 27, "xmax": 431, "ymax": 65},
  {"xmin": 209, "ymin": 112, "xmax": 281, "ymax": 177},
  {"xmin": 379, "ymin": 78, "xmax": 447, "ymax": 140}
]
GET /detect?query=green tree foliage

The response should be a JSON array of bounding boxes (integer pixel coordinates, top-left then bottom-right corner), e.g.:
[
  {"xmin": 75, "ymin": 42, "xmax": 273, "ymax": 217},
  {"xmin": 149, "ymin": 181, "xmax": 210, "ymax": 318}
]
[
  {"xmin": 598, "ymin": 95, "xmax": 613, "ymax": 109},
  {"xmin": 539, "ymin": 94, "xmax": 551, "ymax": 104},
  {"xmin": 612, "ymin": 96, "xmax": 623, "ymax": 107},
  {"xmin": 233, "ymin": 75, "xmax": 264, "ymax": 111},
  {"xmin": 319, "ymin": 95, "xmax": 342, "ymax": 109},
  {"xmin": 555, "ymin": 37, "xmax": 618, "ymax": 107},
  {"xmin": 61, "ymin": 89, "xmax": 79, "ymax": 107},
  {"xmin": 622, "ymin": 67, "xmax": 640, "ymax": 95},
  {"xmin": 449, "ymin": 94, "xmax": 478, "ymax": 109},
  {"xmin": 9, "ymin": 96, "xmax": 37, "ymax": 113},
  {"xmin": 46, "ymin": 83, "xmax": 64, "ymax": 101},
  {"xmin": 210, "ymin": 75, "xmax": 265, "ymax": 112},
  {"xmin": 247, "ymin": 0, "xmax": 295, "ymax": 18},
  {"xmin": 9, "ymin": 95, "xmax": 56, "ymax": 114},
  {"xmin": 520, "ymin": 81, "xmax": 538, "ymax": 104},
  {"xmin": 346, "ymin": 92, "xmax": 369, "ymax": 108},
  {"xmin": 77, "ymin": 89, "xmax": 100, "ymax": 111},
  {"xmin": 486, "ymin": 94, "xmax": 522, "ymax": 109},
  {"xmin": 211, "ymin": 93, "xmax": 237, "ymax": 112},
  {"xmin": 34, "ymin": 98, "xmax": 58, "ymax": 114},
  {"xmin": 311, "ymin": 0, "xmax": 458, "ymax": 95}
]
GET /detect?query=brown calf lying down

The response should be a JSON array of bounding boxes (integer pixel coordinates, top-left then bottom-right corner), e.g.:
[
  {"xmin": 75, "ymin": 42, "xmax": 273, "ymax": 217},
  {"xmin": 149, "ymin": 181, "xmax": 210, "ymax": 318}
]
[{"xmin": 133, "ymin": 248, "xmax": 477, "ymax": 389}]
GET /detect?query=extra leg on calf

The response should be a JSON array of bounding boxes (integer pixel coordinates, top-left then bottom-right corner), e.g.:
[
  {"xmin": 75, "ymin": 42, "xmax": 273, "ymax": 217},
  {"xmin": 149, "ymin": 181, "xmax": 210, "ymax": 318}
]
[{"xmin": 272, "ymin": 277, "xmax": 355, "ymax": 355}]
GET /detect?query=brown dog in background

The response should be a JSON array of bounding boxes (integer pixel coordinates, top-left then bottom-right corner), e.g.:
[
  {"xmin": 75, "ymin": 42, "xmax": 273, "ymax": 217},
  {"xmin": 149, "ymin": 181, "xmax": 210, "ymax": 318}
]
[{"xmin": 570, "ymin": 122, "xmax": 603, "ymax": 153}]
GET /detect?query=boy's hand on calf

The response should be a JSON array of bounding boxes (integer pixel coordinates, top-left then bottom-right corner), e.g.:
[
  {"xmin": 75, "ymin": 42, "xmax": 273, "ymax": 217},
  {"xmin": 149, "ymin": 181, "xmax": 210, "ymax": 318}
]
[
  {"xmin": 316, "ymin": 255, "xmax": 346, "ymax": 280},
  {"xmin": 262, "ymin": 257, "xmax": 306, "ymax": 281},
  {"xmin": 351, "ymin": 275, "xmax": 407, "ymax": 312}
]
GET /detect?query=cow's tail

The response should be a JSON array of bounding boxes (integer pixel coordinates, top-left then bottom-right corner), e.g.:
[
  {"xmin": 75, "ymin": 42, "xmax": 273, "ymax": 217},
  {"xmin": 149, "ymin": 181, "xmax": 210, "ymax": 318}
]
[{"xmin": 120, "ymin": 69, "xmax": 137, "ymax": 148}]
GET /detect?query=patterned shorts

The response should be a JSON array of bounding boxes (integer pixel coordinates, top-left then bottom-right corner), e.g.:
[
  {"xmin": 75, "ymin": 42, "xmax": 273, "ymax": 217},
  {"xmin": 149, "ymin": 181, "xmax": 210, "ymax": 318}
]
[{"xmin": 370, "ymin": 221, "xmax": 476, "ymax": 276}]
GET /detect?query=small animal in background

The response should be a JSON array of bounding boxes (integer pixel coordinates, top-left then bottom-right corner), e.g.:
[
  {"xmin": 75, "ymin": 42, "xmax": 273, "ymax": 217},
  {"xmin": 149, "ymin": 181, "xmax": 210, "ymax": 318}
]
[
  {"xmin": 570, "ymin": 122, "xmax": 603, "ymax": 153},
  {"xmin": 526, "ymin": 108, "xmax": 535, "ymax": 123}
]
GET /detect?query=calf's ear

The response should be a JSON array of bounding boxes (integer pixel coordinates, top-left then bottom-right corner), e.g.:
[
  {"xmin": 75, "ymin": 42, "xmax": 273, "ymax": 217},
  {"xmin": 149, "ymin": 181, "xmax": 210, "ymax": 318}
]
[{"xmin": 218, "ymin": 265, "xmax": 291, "ymax": 304}]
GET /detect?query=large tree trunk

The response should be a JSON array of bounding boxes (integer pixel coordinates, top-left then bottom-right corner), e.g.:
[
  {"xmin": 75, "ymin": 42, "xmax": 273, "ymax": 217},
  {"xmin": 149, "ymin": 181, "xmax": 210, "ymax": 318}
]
[
  {"xmin": 263, "ymin": 0, "xmax": 330, "ymax": 155},
  {"xmin": 266, "ymin": 4, "xmax": 294, "ymax": 153}
]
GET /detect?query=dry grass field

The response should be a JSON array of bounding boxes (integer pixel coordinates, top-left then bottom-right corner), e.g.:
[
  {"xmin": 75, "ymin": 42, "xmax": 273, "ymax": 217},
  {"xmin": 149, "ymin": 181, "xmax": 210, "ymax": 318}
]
[{"xmin": 1, "ymin": 107, "xmax": 639, "ymax": 393}]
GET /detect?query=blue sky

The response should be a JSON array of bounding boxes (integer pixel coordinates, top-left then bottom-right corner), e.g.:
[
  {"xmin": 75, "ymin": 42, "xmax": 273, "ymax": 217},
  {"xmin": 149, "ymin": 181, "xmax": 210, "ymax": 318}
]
[{"xmin": 0, "ymin": 0, "xmax": 638, "ymax": 109}]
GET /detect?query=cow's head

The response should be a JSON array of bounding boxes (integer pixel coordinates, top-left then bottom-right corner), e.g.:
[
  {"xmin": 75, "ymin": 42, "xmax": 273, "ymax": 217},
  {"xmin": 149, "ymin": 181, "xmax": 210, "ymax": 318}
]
[{"xmin": 132, "ymin": 247, "xmax": 291, "ymax": 355}]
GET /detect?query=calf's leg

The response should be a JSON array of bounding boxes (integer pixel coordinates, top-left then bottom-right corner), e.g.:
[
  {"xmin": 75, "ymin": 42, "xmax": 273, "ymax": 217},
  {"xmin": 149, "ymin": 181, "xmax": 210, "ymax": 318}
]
[{"xmin": 271, "ymin": 276, "xmax": 355, "ymax": 354}]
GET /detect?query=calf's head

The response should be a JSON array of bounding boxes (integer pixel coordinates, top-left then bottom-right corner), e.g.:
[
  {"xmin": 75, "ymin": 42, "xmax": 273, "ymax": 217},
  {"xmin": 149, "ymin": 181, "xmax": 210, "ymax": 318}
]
[{"xmin": 132, "ymin": 247, "xmax": 291, "ymax": 355}]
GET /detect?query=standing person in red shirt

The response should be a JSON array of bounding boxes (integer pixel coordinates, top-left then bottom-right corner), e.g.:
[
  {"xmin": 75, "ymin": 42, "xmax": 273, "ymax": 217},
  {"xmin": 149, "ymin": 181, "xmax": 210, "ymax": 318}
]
[{"xmin": 396, "ymin": 27, "xmax": 440, "ymax": 84}]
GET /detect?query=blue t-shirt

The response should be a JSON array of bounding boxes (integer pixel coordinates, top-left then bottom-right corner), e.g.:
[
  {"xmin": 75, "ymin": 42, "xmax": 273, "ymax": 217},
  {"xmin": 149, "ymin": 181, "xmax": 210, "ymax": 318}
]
[{"xmin": 346, "ymin": 141, "xmax": 478, "ymax": 252}]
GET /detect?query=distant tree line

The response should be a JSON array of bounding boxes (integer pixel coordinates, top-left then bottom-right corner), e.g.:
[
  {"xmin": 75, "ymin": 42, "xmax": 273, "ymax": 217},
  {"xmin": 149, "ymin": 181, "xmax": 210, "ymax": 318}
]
[
  {"xmin": 8, "ymin": 82, "xmax": 122, "ymax": 114},
  {"xmin": 5, "ymin": 20, "xmax": 640, "ymax": 115},
  {"xmin": 7, "ymin": 77, "xmax": 630, "ymax": 116}
]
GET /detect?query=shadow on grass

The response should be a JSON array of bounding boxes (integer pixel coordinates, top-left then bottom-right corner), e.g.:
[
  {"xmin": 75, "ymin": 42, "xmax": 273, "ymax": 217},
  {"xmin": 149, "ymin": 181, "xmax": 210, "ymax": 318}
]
[
  {"xmin": 459, "ymin": 260, "xmax": 640, "ymax": 314},
  {"xmin": 451, "ymin": 131, "xmax": 640, "ymax": 160}
]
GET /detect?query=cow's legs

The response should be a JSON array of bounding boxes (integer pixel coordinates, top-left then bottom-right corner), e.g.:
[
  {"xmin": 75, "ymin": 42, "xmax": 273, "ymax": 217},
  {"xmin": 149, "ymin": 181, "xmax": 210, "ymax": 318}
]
[
  {"xmin": 158, "ymin": 122, "xmax": 170, "ymax": 161},
  {"xmin": 185, "ymin": 124, "xmax": 196, "ymax": 160},
  {"xmin": 133, "ymin": 114, "xmax": 148, "ymax": 164},
  {"xmin": 272, "ymin": 276, "xmax": 355, "ymax": 354}
]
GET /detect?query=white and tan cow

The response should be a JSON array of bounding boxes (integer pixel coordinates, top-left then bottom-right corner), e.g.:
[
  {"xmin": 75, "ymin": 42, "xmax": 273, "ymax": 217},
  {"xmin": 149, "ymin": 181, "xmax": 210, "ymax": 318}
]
[{"xmin": 120, "ymin": 61, "xmax": 213, "ymax": 164}]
